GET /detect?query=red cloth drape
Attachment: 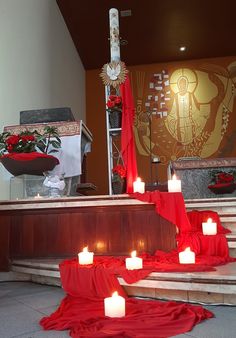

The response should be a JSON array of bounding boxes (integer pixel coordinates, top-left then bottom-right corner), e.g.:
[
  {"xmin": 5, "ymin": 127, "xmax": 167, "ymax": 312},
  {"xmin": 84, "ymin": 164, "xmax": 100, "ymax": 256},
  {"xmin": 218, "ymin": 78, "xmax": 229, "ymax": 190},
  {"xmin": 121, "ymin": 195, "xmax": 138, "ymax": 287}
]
[
  {"xmin": 40, "ymin": 257, "xmax": 213, "ymax": 338},
  {"xmin": 187, "ymin": 210, "xmax": 231, "ymax": 234},
  {"xmin": 131, "ymin": 191, "xmax": 236, "ymax": 265},
  {"xmin": 131, "ymin": 191, "xmax": 192, "ymax": 232},
  {"xmin": 120, "ymin": 76, "xmax": 138, "ymax": 193}
]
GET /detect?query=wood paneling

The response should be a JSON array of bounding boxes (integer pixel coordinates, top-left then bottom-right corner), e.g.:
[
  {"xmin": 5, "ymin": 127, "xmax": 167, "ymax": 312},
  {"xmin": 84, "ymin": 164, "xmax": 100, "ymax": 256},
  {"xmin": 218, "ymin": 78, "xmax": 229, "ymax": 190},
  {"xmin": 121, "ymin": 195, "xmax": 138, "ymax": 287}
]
[
  {"xmin": 0, "ymin": 203, "xmax": 176, "ymax": 270},
  {"xmin": 0, "ymin": 216, "xmax": 10, "ymax": 271}
]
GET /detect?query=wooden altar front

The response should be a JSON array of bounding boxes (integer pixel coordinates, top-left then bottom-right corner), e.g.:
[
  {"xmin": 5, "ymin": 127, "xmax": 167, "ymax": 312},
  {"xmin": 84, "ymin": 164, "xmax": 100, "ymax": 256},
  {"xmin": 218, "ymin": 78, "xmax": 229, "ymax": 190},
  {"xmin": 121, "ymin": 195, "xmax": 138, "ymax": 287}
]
[{"xmin": 0, "ymin": 195, "xmax": 177, "ymax": 271}]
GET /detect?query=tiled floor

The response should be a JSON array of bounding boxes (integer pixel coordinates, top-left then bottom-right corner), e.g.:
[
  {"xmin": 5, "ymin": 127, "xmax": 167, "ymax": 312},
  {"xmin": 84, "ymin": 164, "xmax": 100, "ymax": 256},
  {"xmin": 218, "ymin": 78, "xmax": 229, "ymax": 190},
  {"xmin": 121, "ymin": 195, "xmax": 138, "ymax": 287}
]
[{"xmin": 0, "ymin": 281, "xmax": 236, "ymax": 338}]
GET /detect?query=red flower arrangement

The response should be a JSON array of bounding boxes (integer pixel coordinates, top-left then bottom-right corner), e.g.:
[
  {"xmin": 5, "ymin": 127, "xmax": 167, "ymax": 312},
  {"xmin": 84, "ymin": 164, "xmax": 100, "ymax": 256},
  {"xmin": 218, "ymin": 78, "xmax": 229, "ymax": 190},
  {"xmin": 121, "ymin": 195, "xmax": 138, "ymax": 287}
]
[
  {"xmin": 0, "ymin": 126, "xmax": 61, "ymax": 155},
  {"xmin": 208, "ymin": 170, "xmax": 236, "ymax": 194},
  {"xmin": 216, "ymin": 172, "xmax": 234, "ymax": 184},
  {"xmin": 106, "ymin": 95, "xmax": 122, "ymax": 111},
  {"xmin": 0, "ymin": 127, "xmax": 61, "ymax": 176},
  {"xmin": 5, "ymin": 133, "xmax": 36, "ymax": 153},
  {"xmin": 112, "ymin": 164, "xmax": 126, "ymax": 183}
]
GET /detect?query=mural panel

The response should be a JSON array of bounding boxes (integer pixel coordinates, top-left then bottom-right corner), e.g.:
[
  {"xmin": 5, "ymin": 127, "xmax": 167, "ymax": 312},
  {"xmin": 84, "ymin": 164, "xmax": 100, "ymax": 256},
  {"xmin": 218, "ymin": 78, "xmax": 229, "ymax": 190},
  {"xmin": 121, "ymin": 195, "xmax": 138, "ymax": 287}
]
[{"xmin": 133, "ymin": 60, "xmax": 236, "ymax": 181}]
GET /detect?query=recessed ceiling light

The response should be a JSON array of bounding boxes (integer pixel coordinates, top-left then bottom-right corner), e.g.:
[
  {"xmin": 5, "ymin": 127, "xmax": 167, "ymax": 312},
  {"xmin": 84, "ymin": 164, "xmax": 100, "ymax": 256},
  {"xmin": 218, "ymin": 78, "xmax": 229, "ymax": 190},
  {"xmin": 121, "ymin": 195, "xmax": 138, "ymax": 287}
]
[{"xmin": 179, "ymin": 46, "xmax": 186, "ymax": 52}]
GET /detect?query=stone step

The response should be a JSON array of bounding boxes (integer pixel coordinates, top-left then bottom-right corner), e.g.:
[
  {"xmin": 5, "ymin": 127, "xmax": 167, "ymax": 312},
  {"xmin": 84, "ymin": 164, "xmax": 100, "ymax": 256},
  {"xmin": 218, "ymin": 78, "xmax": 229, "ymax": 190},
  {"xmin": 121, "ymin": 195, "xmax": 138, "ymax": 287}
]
[
  {"xmin": 9, "ymin": 258, "xmax": 236, "ymax": 305},
  {"xmin": 185, "ymin": 198, "xmax": 236, "ymax": 214}
]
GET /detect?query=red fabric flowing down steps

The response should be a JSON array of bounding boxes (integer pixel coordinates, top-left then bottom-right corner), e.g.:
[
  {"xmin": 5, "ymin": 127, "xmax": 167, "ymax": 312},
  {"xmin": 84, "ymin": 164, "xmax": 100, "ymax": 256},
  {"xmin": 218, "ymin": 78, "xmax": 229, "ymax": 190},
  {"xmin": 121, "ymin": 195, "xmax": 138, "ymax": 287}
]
[
  {"xmin": 41, "ymin": 295, "xmax": 212, "ymax": 338},
  {"xmin": 40, "ymin": 257, "xmax": 213, "ymax": 337}
]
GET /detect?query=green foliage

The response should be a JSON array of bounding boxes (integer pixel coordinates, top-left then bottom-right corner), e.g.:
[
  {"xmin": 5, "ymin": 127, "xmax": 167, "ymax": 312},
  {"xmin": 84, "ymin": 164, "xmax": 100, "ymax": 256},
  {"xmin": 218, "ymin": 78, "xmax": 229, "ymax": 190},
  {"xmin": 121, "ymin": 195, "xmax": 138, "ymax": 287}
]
[{"xmin": 0, "ymin": 126, "xmax": 61, "ymax": 155}]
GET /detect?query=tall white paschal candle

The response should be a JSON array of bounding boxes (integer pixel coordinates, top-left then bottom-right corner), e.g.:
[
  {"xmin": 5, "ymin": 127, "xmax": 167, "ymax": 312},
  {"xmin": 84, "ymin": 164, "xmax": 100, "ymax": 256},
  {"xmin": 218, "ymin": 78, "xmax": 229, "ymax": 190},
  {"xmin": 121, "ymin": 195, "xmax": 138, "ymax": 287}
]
[
  {"xmin": 109, "ymin": 8, "xmax": 120, "ymax": 61},
  {"xmin": 168, "ymin": 174, "xmax": 182, "ymax": 192},
  {"xmin": 78, "ymin": 247, "xmax": 94, "ymax": 265},
  {"xmin": 179, "ymin": 247, "xmax": 195, "ymax": 264},
  {"xmin": 104, "ymin": 291, "xmax": 125, "ymax": 317},
  {"xmin": 125, "ymin": 250, "xmax": 143, "ymax": 270},
  {"xmin": 133, "ymin": 177, "xmax": 145, "ymax": 193},
  {"xmin": 202, "ymin": 218, "xmax": 217, "ymax": 235}
]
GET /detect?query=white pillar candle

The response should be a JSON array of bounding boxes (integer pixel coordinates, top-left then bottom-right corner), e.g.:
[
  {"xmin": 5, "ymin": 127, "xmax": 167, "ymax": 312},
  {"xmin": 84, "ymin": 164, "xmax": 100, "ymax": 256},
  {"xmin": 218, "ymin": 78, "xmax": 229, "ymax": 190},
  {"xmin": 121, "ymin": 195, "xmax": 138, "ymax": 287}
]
[
  {"xmin": 202, "ymin": 218, "xmax": 217, "ymax": 235},
  {"xmin": 125, "ymin": 250, "xmax": 143, "ymax": 270},
  {"xmin": 78, "ymin": 246, "xmax": 94, "ymax": 265},
  {"xmin": 133, "ymin": 177, "xmax": 145, "ymax": 193},
  {"xmin": 104, "ymin": 291, "xmax": 125, "ymax": 317},
  {"xmin": 179, "ymin": 247, "xmax": 195, "ymax": 264},
  {"xmin": 109, "ymin": 8, "xmax": 120, "ymax": 62},
  {"xmin": 168, "ymin": 174, "xmax": 182, "ymax": 192}
]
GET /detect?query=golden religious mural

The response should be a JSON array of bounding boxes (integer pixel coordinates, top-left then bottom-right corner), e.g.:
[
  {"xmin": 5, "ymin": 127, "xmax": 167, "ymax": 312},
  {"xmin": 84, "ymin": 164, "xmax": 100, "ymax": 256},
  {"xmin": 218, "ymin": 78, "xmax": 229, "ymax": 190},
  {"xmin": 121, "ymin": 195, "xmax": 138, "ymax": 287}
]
[
  {"xmin": 134, "ymin": 61, "xmax": 236, "ymax": 170},
  {"xmin": 165, "ymin": 69, "xmax": 210, "ymax": 145}
]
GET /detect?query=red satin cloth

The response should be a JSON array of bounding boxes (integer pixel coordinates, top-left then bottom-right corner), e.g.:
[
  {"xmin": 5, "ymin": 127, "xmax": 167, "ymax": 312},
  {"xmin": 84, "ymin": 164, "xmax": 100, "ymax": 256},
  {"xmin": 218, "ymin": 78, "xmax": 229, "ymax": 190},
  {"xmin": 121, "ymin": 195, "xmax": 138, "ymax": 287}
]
[
  {"xmin": 187, "ymin": 210, "xmax": 231, "ymax": 234},
  {"xmin": 120, "ymin": 77, "xmax": 138, "ymax": 193},
  {"xmin": 131, "ymin": 191, "xmax": 192, "ymax": 232},
  {"xmin": 40, "ymin": 257, "xmax": 213, "ymax": 338},
  {"xmin": 177, "ymin": 210, "xmax": 234, "ymax": 264},
  {"xmin": 131, "ymin": 192, "xmax": 236, "ymax": 265},
  {"xmin": 59, "ymin": 257, "xmax": 216, "ymax": 299},
  {"xmin": 1, "ymin": 151, "xmax": 59, "ymax": 162}
]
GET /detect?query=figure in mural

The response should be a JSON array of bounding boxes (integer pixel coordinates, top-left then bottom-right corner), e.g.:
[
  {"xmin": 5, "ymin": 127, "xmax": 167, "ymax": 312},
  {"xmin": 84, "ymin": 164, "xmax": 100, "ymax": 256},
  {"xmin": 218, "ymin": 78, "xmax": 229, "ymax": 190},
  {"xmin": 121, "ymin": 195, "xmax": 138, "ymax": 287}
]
[
  {"xmin": 165, "ymin": 69, "xmax": 210, "ymax": 145},
  {"xmin": 133, "ymin": 62, "xmax": 236, "ymax": 183}
]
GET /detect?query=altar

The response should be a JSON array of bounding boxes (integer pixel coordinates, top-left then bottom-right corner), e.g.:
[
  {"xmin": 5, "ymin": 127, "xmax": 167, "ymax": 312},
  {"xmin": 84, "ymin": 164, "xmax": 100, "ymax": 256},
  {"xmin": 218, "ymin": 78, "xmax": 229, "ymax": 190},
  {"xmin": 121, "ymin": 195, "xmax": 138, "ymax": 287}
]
[{"xmin": 170, "ymin": 157, "xmax": 236, "ymax": 199}]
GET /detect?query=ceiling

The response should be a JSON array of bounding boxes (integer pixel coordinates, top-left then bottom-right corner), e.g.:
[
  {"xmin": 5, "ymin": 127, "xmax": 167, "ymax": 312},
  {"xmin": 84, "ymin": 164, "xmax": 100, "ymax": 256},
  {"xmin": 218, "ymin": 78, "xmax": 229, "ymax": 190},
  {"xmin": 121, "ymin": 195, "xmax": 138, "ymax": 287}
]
[{"xmin": 57, "ymin": 0, "xmax": 236, "ymax": 70}]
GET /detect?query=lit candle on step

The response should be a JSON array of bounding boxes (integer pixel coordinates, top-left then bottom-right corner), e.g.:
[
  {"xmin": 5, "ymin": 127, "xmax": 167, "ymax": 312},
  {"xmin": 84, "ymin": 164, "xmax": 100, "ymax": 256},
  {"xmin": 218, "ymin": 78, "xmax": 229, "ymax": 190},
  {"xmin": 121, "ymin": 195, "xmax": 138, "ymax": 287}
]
[
  {"xmin": 202, "ymin": 218, "xmax": 217, "ymax": 235},
  {"xmin": 125, "ymin": 250, "xmax": 143, "ymax": 270},
  {"xmin": 78, "ymin": 246, "xmax": 94, "ymax": 265},
  {"xmin": 168, "ymin": 174, "xmax": 182, "ymax": 192},
  {"xmin": 179, "ymin": 247, "xmax": 195, "ymax": 264},
  {"xmin": 133, "ymin": 177, "xmax": 145, "ymax": 193},
  {"xmin": 34, "ymin": 193, "xmax": 42, "ymax": 199},
  {"xmin": 104, "ymin": 291, "xmax": 125, "ymax": 317}
]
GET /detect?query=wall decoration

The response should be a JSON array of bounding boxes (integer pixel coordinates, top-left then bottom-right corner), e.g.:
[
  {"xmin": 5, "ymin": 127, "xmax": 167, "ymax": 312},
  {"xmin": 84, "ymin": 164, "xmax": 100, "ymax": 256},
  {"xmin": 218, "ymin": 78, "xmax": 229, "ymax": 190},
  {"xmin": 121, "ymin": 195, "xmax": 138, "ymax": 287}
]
[{"xmin": 134, "ymin": 61, "xmax": 236, "ymax": 175}]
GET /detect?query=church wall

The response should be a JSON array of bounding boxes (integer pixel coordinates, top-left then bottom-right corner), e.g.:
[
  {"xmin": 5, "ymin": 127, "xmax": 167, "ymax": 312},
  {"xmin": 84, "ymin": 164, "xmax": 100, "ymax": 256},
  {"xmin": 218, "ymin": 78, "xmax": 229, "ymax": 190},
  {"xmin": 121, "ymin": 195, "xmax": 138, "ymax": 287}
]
[
  {"xmin": 0, "ymin": 0, "xmax": 85, "ymax": 199},
  {"xmin": 86, "ymin": 56, "xmax": 236, "ymax": 194}
]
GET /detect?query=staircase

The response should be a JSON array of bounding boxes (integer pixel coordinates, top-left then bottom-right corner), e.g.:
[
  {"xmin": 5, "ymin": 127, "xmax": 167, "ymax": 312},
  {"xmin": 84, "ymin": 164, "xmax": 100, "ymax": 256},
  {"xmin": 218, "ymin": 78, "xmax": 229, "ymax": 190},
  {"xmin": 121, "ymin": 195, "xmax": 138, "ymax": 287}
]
[
  {"xmin": 6, "ymin": 197, "xmax": 236, "ymax": 305},
  {"xmin": 185, "ymin": 197, "xmax": 236, "ymax": 257}
]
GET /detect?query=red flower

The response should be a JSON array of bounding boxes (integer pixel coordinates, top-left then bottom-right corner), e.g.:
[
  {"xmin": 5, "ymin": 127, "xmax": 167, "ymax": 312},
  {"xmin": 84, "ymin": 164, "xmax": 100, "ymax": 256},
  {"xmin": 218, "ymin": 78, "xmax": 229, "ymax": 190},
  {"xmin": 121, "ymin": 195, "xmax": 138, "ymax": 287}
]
[
  {"xmin": 112, "ymin": 164, "xmax": 126, "ymax": 178},
  {"xmin": 106, "ymin": 95, "xmax": 122, "ymax": 110},
  {"xmin": 6, "ymin": 135, "xmax": 20, "ymax": 145},
  {"xmin": 7, "ymin": 144, "xmax": 13, "ymax": 152},
  {"xmin": 21, "ymin": 135, "xmax": 35, "ymax": 143},
  {"xmin": 107, "ymin": 100, "xmax": 116, "ymax": 108},
  {"xmin": 217, "ymin": 172, "xmax": 234, "ymax": 184}
]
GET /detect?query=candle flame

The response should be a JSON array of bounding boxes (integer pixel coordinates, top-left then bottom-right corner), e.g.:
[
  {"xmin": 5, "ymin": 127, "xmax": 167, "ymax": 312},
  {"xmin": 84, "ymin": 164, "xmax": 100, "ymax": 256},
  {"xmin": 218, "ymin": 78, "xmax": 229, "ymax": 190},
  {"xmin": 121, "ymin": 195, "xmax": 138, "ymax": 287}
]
[
  {"xmin": 172, "ymin": 174, "xmax": 177, "ymax": 180},
  {"xmin": 83, "ymin": 246, "xmax": 88, "ymax": 252},
  {"xmin": 137, "ymin": 177, "xmax": 141, "ymax": 182},
  {"xmin": 185, "ymin": 247, "xmax": 191, "ymax": 252},
  {"xmin": 207, "ymin": 218, "xmax": 212, "ymax": 223},
  {"xmin": 131, "ymin": 250, "xmax": 137, "ymax": 258},
  {"xmin": 112, "ymin": 291, "xmax": 118, "ymax": 297}
]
